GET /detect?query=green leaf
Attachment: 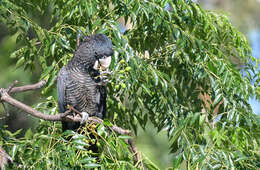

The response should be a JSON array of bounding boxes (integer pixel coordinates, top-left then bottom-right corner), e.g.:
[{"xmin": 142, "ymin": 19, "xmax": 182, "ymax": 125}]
[
  {"xmin": 79, "ymin": 157, "xmax": 96, "ymax": 164},
  {"xmin": 11, "ymin": 145, "xmax": 18, "ymax": 158},
  {"xmin": 223, "ymin": 71, "xmax": 228, "ymax": 84},
  {"xmin": 191, "ymin": 112, "xmax": 200, "ymax": 125},
  {"xmin": 15, "ymin": 57, "xmax": 25, "ymax": 68},
  {"xmin": 170, "ymin": 126, "xmax": 183, "ymax": 145},
  {"xmin": 40, "ymin": 65, "xmax": 54, "ymax": 79},
  {"xmin": 25, "ymin": 128, "xmax": 33, "ymax": 139},
  {"xmin": 151, "ymin": 68, "xmax": 159, "ymax": 86},
  {"xmin": 84, "ymin": 163, "xmax": 101, "ymax": 168},
  {"xmin": 72, "ymin": 134, "xmax": 88, "ymax": 140},
  {"xmin": 141, "ymin": 84, "xmax": 152, "ymax": 96},
  {"xmin": 72, "ymin": 139, "xmax": 88, "ymax": 146},
  {"xmin": 213, "ymin": 94, "xmax": 222, "ymax": 106},
  {"xmin": 118, "ymin": 135, "xmax": 132, "ymax": 139},
  {"xmin": 51, "ymin": 40, "xmax": 56, "ymax": 56},
  {"xmin": 103, "ymin": 119, "xmax": 113, "ymax": 127},
  {"xmin": 199, "ymin": 114, "xmax": 206, "ymax": 125}
]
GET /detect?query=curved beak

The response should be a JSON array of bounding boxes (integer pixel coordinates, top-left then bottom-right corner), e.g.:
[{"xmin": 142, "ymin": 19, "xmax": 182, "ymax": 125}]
[{"xmin": 93, "ymin": 56, "xmax": 112, "ymax": 71}]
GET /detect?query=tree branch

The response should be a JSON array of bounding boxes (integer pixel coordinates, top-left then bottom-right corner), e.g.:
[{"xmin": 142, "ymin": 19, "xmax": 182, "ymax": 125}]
[
  {"xmin": 0, "ymin": 88, "xmax": 71, "ymax": 121},
  {"xmin": 9, "ymin": 80, "xmax": 47, "ymax": 94},
  {"xmin": 68, "ymin": 105, "xmax": 131, "ymax": 135},
  {"xmin": 0, "ymin": 80, "xmax": 144, "ymax": 169},
  {"xmin": 0, "ymin": 87, "xmax": 132, "ymax": 136},
  {"xmin": 0, "ymin": 146, "xmax": 13, "ymax": 170}
]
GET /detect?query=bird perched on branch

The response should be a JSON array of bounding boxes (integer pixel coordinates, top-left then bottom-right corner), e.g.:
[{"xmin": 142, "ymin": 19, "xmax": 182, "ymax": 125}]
[{"xmin": 57, "ymin": 34, "xmax": 113, "ymax": 131}]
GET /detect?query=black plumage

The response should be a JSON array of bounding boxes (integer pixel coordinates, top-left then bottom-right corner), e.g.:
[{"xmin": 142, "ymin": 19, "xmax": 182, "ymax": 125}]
[{"xmin": 57, "ymin": 34, "xmax": 113, "ymax": 131}]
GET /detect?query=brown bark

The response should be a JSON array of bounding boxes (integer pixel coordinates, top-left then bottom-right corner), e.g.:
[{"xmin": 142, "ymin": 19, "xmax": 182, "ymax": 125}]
[{"xmin": 9, "ymin": 80, "xmax": 47, "ymax": 94}]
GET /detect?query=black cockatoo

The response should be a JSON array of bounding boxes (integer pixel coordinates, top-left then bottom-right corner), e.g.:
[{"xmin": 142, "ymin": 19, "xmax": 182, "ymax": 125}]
[{"xmin": 57, "ymin": 34, "xmax": 113, "ymax": 131}]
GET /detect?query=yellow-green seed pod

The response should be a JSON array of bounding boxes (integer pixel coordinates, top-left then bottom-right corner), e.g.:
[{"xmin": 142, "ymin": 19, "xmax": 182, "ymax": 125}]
[
  {"xmin": 119, "ymin": 59, "xmax": 125, "ymax": 64},
  {"xmin": 115, "ymin": 85, "xmax": 120, "ymax": 90},
  {"xmin": 125, "ymin": 66, "xmax": 131, "ymax": 72},
  {"xmin": 121, "ymin": 83, "xmax": 126, "ymax": 89}
]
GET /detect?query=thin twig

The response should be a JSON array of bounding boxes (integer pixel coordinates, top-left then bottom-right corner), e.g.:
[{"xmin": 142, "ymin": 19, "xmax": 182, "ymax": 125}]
[
  {"xmin": 9, "ymin": 80, "xmax": 47, "ymax": 94},
  {"xmin": 7, "ymin": 80, "xmax": 19, "ymax": 93},
  {"xmin": 127, "ymin": 138, "xmax": 145, "ymax": 170}
]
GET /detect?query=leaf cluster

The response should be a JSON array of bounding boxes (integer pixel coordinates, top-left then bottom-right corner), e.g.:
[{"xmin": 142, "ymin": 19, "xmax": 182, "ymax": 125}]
[{"xmin": 0, "ymin": 121, "xmax": 156, "ymax": 169}]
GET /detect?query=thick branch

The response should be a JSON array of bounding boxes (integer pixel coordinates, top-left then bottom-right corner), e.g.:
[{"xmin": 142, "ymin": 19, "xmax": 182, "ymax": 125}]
[{"xmin": 1, "ymin": 88, "xmax": 70, "ymax": 121}]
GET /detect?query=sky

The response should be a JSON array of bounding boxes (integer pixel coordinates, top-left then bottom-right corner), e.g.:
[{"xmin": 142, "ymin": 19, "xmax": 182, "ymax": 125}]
[{"xmin": 249, "ymin": 30, "xmax": 260, "ymax": 115}]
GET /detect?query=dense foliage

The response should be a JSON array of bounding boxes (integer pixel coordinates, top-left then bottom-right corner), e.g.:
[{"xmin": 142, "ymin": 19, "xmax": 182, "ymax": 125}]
[{"xmin": 0, "ymin": 0, "xmax": 259, "ymax": 169}]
